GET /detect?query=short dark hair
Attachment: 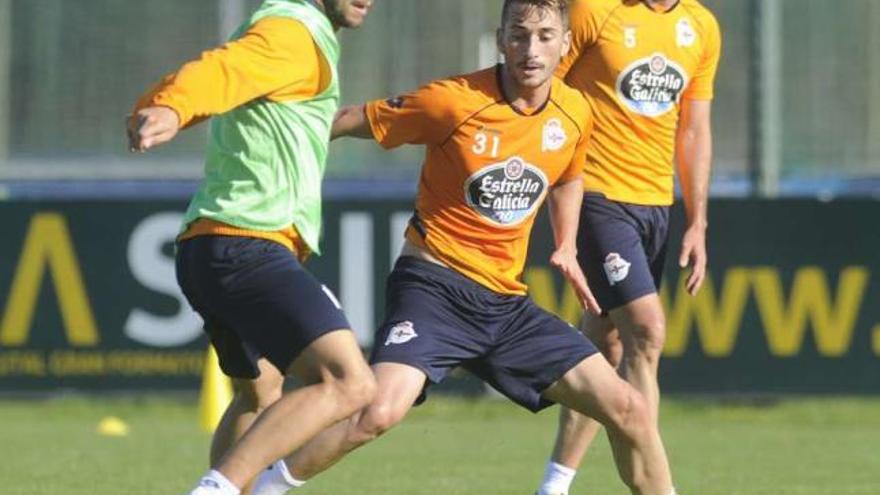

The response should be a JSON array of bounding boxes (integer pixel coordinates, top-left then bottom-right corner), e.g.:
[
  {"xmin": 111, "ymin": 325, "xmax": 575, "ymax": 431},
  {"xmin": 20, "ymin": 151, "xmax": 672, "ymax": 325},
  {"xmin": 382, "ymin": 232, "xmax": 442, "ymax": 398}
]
[{"xmin": 501, "ymin": 0, "xmax": 570, "ymax": 30}]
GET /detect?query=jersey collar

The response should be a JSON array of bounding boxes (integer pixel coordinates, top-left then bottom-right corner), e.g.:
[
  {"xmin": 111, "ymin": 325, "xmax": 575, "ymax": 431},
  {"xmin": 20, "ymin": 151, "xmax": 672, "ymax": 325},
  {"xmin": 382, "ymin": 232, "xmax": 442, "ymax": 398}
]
[
  {"xmin": 640, "ymin": 0, "xmax": 681, "ymax": 14},
  {"xmin": 494, "ymin": 64, "xmax": 552, "ymax": 117}
]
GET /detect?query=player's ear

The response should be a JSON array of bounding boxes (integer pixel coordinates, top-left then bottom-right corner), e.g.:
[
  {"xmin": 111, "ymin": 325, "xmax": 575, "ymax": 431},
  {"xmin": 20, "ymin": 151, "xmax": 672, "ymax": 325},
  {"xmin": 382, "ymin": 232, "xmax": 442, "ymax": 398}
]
[
  {"xmin": 561, "ymin": 29, "xmax": 572, "ymax": 58},
  {"xmin": 496, "ymin": 27, "xmax": 504, "ymax": 54}
]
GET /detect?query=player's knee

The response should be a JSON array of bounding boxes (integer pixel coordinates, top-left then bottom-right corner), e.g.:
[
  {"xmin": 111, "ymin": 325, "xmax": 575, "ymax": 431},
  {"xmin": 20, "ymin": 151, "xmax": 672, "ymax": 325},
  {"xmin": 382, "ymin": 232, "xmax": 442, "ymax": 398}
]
[
  {"xmin": 605, "ymin": 386, "xmax": 651, "ymax": 442},
  {"xmin": 329, "ymin": 366, "xmax": 377, "ymax": 418},
  {"xmin": 355, "ymin": 400, "xmax": 405, "ymax": 439},
  {"xmin": 628, "ymin": 318, "xmax": 666, "ymax": 361}
]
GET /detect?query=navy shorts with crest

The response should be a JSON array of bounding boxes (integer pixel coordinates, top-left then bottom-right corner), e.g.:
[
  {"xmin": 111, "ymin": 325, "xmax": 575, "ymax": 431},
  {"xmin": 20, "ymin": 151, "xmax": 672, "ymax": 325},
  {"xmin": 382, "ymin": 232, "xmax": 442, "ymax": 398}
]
[
  {"xmin": 577, "ymin": 193, "xmax": 671, "ymax": 313},
  {"xmin": 371, "ymin": 257, "xmax": 598, "ymax": 413},
  {"xmin": 176, "ymin": 235, "xmax": 351, "ymax": 379}
]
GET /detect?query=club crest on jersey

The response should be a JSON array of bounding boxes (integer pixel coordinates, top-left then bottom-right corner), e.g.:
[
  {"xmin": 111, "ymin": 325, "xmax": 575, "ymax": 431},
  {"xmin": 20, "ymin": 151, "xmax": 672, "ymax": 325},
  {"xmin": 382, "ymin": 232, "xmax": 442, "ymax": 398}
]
[
  {"xmin": 384, "ymin": 321, "xmax": 418, "ymax": 346},
  {"xmin": 385, "ymin": 96, "xmax": 404, "ymax": 109},
  {"xmin": 676, "ymin": 18, "xmax": 696, "ymax": 47},
  {"xmin": 624, "ymin": 26, "xmax": 637, "ymax": 48},
  {"xmin": 616, "ymin": 53, "xmax": 688, "ymax": 117},
  {"xmin": 603, "ymin": 253, "xmax": 631, "ymax": 286},
  {"xmin": 464, "ymin": 156, "xmax": 549, "ymax": 227},
  {"xmin": 542, "ymin": 118, "xmax": 567, "ymax": 152}
]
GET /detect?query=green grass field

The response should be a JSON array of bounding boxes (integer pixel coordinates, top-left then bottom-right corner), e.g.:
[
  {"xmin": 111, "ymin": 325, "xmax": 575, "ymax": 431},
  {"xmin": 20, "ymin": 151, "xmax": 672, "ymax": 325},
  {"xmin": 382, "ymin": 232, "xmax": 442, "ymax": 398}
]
[{"xmin": 1, "ymin": 395, "xmax": 878, "ymax": 494}]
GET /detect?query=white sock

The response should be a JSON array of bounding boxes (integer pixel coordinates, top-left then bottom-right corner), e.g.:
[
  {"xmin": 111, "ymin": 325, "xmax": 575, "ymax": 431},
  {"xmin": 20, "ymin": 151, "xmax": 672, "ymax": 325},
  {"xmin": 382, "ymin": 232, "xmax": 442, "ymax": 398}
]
[
  {"xmin": 537, "ymin": 461, "xmax": 577, "ymax": 495},
  {"xmin": 191, "ymin": 469, "xmax": 240, "ymax": 495},
  {"xmin": 251, "ymin": 460, "xmax": 306, "ymax": 495}
]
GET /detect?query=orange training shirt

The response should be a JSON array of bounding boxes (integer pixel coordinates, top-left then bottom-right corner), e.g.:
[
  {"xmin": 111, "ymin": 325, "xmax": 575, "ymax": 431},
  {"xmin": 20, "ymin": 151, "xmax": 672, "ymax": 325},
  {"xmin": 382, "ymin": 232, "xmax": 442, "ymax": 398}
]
[
  {"xmin": 558, "ymin": 0, "xmax": 721, "ymax": 206},
  {"xmin": 366, "ymin": 67, "xmax": 592, "ymax": 295}
]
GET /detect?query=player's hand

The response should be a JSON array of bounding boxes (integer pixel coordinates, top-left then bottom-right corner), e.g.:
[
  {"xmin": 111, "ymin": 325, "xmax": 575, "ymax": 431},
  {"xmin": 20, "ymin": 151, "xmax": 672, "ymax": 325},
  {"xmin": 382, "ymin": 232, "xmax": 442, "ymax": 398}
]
[
  {"xmin": 127, "ymin": 106, "xmax": 180, "ymax": 152},
  {"xmin": 550, "ymin": 246, "xmax": 602, "ymax": 316},
  {"xmin": 679, "ymin": 225, "xmax": 707, "ymax": 296}
]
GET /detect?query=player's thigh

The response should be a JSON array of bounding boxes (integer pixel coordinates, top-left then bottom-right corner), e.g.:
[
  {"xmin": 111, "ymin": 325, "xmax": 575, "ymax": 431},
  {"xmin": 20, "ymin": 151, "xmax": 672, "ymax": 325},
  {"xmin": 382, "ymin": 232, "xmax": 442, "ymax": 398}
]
[
  {"xmin": 580, "ymin": 311, "xmax": 618, "ymax": 350},
  {"xmin": 232, "ymin": 358, "xmax": 285, "ymax": 409},
  {"xmin": 578, "ymin": 194, "xmax": 658, "ymax": 312},
  {"xmin": 608, "ymin": 293, "xmax": 666, "ymax": 350},
  {"xmin": 177, "ymin": 235, "xmax": 356, "ymax": 380},
  {"xmin": 288, "ymin": 329, "xmax": 370, "ymax": 385},
  {"xmin": 471, "ymin": 299, "xmax": 599, "ymax": 413},
  {"xmin": 370, "ymin": 257, "xmax": 488, "ymax": 387},
  {"xmin": 542, "ymin": 353, "xmax": 632, "ymax": 425},
  {"xmin": 360, "ymin": 362, "xmax": 428, "ymax": 430}
]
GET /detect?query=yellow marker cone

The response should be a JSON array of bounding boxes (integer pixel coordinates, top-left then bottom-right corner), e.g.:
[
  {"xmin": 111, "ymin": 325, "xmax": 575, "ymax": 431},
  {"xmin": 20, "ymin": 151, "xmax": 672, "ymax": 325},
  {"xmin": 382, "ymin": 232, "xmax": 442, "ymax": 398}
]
[
  {"xmin": 97, "ymin": 416, "xmax": 130, "ymax": 437},
  {"xmin": 199, "ymin": 346, "xmax": 233, "ymax": 432}
]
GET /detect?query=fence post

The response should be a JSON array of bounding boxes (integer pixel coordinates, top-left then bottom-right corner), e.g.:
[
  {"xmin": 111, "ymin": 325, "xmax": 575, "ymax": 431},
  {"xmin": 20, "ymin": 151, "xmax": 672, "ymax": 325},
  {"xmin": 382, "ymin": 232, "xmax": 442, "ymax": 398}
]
[
  {"xmin": 755, "ymin": 0, "xmax": 782, "ymax": 197},
  {"xmin": 217, "ymin": 0, "xmax": 247, "ymax": 41},
  {"xmin": 0, "ymin": 0, "xmax": 11, "ymax": 164},
  {"xmin": 868, "ymin": 1, "xmax": 880, "ymax": 170}
]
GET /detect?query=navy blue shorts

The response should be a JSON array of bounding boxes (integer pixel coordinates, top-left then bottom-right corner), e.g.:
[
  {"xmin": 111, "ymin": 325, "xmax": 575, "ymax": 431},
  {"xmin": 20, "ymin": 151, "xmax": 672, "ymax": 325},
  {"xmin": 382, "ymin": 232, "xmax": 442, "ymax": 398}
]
[
  {"xmin": 176, "ymin": 235, "xmax": 351, "ymax": 379},
  {"xmin": 371, "ymin": 257, "xmax": 598, "ymax": 413},
  {"xmin": 578, "ymin": 193, "xmax": 670, "ymax": 312}
]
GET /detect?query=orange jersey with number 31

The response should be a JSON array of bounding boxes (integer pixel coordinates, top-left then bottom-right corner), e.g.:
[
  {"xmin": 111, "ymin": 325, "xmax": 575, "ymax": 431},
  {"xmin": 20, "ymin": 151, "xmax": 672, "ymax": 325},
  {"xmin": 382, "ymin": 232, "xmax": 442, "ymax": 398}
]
[
  {"xmin": 559, "ymin": 0, "xmax": 721, "ymax": 206},
  {"xmin": 366, "ymin": 67, "xmax": 592, "ymax": 295}
]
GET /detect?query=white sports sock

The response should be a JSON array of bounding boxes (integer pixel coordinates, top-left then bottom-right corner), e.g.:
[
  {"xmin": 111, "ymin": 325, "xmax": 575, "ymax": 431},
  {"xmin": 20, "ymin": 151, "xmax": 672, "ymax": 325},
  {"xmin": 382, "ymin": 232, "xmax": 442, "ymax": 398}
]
[
  {"xmin": 251, "ymin": 460, "xmax": 306, "ymax": 495},
  {"xmin": 190, "ymin": 469, "xmax": 240, "ymax": 495},
  {"xmin": 536, "ymin": 461, "xmax": 577, "ymax": 495}
]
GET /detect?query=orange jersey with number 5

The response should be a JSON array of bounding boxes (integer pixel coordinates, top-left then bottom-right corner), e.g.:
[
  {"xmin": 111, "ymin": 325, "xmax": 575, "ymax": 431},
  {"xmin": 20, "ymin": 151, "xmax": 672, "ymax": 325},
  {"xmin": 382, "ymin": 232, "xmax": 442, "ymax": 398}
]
[
  {"xmin": 366, "ymin": 67, "xmax": 592, "ymax": 295},
  {"xmin": 559, "ymin": 0, "xmax": 721, "ymax": 206}
]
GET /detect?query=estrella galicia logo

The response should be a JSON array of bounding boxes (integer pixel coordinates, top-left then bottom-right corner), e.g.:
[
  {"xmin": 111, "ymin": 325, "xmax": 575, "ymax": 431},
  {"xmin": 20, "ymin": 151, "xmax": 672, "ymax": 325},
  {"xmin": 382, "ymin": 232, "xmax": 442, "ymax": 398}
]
[
  {"xmin": 464, "ymin": 157, "xmax": 548, "ymax": 227},
  {"xmin": 616, "ymin": 53, "xmax": 688, "ymax": 117}
]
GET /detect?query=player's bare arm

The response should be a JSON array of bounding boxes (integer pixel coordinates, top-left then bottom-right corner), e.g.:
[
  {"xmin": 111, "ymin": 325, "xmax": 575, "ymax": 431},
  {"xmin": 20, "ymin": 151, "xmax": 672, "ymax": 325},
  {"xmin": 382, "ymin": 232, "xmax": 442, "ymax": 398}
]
[
  {"xmin": 331, "ymin": 105, "xmax": 372, "ymax": 140},
  {"xmin": 676, "ymin": 98, "xmax": 713, "ymax": 295},
  {"xmin": 127, "ymin": 106, "xmax": 180, "ymax": 152},
  {"xmin": 548, "ymin": 178, "xmax": 601, "ymax": 315}
]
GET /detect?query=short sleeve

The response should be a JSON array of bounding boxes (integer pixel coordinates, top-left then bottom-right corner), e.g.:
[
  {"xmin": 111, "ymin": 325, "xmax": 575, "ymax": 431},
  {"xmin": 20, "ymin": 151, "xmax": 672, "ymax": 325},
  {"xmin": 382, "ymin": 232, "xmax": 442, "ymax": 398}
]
[
  {"xmin": 683, "ymin": 14, "xmax": 722, "ymax": 100},
  {"xmin": 559, "ymin": 108, "xmax": 593, "ymax": 184},
  {"xmin": 365, "ymin": 81, "xmax": 458, "ymax": 149}
]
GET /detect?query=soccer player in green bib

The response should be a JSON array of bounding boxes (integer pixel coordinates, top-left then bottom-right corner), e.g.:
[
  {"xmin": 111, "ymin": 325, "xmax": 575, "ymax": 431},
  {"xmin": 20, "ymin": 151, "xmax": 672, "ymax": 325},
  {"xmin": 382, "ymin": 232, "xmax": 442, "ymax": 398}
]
[{"xmin": 127, "ymin": 1, "xmax": 376, "ymax": 494}]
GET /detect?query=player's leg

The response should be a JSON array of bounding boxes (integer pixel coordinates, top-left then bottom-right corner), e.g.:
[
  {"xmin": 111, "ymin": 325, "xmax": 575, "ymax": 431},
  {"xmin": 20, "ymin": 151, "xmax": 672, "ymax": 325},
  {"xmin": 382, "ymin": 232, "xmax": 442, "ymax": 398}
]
[
  {"xmin": 538, "ymin": 194, "xmax": 670, "ymax": 494},
  {"xmin": 176, "ymin": 236, "xmax": 376, "ymax": 494},
  {"xmin": 543, "ymin": 355, "xmax": 673, "ymax": 495},
  {"xmin": 249, "ymin": 362, "xmax": 427, "ymax": 494},
  {"xmin": 210, "ymin": 369, "xmax": 282, "ymax": 466},
  {"xmin": 252, "ymin": 256, "xmax": 487, "ymax": 493},
  {"xmin": 207, "ymin": 329, "xmax": 376, "ymax": 490},
  {"xmin": 177, "ymin": 237, "xmax": 284, "ymax": 493},
  {"xmin": 473, "ymin": 295, "xmax": 671, "ymax": 494},
  {"xmin": 610, "ymin": 294, "xmax": 666, "ymax": 421},
  {"xmin": 541, "ymin": 314, "xmax": 619, "ymax": 494},
  {"xmin": 209, "ymin": 360, "xmax": 283, "ymax": 494}
]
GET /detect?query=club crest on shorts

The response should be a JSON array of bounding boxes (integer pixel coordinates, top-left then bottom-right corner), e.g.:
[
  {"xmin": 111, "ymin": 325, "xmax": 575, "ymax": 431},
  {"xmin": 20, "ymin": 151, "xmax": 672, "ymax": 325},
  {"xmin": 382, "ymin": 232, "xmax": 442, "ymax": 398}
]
[
  {"xmin": 603, "ymin": 253, "xmax": 631, "ymax": 286},
  {"xmin": 542, "ymin": 118, "xmax": 567, "ymax": 152},
  {"xmin": 384, "ymin": 321, "xmax": 418, "ymax": 346}
]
